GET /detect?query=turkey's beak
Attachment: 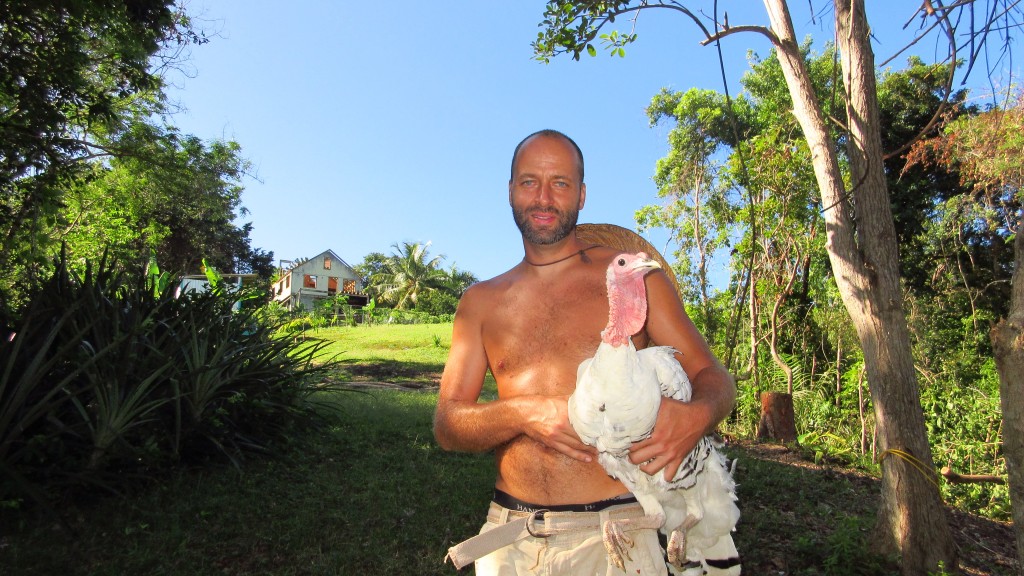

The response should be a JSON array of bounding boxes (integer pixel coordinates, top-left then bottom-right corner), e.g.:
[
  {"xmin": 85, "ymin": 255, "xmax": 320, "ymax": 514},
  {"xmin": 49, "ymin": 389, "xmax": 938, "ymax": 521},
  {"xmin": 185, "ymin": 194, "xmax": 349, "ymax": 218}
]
[{"xmin": 632, "ymin": 252, "xmax": 661, "ymax": 273}]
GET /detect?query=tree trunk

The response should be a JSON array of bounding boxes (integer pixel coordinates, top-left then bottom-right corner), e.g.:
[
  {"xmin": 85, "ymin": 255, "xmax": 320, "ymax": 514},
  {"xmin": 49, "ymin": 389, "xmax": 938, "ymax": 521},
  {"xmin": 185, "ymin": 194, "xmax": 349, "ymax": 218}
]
[
  {"xmin": 767, "ymin": 254, "xmax": 800, "ymax": 394},
  {"xmin": 748, "ymin": 264, "xmax": 760, "ymax": 392},
  {"xmin": 858, "ymin": 366, "xmax": 868, "ymax": 456},
  {"xmin": 762, "ymin": 1, "xmax": 956, "ymax": 573},
  {"xmin": 836, "ymin": 334, "xmax": 843, "ymax": 408},
  {"xmin": 757, "ymin": 392, "xmax": 797, "ymax": 442},
  {"xmin": 989, "ymin": 215, "xmax": 1024, "ymax": 571}
]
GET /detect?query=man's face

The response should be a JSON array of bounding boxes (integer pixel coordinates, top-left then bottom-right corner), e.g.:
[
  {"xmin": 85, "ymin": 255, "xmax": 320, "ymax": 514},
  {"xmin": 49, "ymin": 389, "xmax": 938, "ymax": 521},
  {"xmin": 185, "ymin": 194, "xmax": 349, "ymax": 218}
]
[{"xmin": 508, "ymin": 135, "xmax": 586, "ymax": 245}]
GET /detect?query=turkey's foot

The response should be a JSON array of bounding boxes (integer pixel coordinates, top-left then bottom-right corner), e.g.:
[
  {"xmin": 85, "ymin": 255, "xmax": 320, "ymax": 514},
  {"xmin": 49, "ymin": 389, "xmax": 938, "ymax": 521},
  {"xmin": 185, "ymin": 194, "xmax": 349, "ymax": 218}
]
[
  {"xmin": 666, "ymin": 514, "xmax": 700, "ymax": 570},
  {"xmin": 601, "ymin": 513, "xmax": 665, "ymax": 570}
]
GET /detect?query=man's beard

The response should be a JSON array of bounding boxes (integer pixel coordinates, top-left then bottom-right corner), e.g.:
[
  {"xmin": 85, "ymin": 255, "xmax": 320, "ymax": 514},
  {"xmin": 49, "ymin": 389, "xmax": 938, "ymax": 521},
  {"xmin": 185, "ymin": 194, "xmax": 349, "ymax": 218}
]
[{"xmin": 513, "ymin": 204, "xmax": 579, "ymax": 245}]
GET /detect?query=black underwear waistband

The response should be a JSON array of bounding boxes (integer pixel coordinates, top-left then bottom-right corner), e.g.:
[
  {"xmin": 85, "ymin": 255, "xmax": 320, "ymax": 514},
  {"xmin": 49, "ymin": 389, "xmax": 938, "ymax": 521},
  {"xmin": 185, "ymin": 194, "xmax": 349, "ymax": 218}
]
[{"xmin": 492, "ymin": 488, "xmax": 638, "ymax": 513}]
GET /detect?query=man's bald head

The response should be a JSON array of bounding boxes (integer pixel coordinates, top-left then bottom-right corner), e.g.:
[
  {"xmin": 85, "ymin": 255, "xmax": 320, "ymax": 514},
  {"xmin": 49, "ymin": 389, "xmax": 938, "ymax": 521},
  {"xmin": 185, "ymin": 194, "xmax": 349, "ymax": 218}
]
[{"xmin": 510, "ymin": 129, "xmax": 584, "ymax": 184}]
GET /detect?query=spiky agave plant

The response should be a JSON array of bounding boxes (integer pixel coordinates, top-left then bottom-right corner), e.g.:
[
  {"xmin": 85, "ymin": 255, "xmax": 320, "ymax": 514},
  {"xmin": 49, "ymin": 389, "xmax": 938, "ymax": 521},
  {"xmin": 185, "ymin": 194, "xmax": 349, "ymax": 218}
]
[{"xmin": 1, "ymin": 248, "xmax": 344, "ymax": 509}]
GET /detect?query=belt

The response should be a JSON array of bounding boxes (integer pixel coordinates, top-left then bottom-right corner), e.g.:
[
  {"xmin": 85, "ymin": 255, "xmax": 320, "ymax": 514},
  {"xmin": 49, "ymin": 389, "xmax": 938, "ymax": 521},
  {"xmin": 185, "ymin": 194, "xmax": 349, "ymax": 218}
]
[
  {"xmin": 491, "ymin": 488, "xmax": 638, "ymax": 513},
  {"xmin": 444, "ymin": 500, "xmax": 650, "ymax": 570}
]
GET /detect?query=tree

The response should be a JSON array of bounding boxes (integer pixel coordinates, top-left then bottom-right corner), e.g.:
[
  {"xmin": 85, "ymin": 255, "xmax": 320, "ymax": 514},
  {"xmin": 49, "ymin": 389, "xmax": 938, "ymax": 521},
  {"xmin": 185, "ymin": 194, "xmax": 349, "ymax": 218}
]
[
  {"xmin": 370, "ymin": 242, "xmax": 446, "ymax": 310},
  {"xmin": 0, "ymin": 0, "xmax": 197, "ymax": 189},
  {"xmin": 354, "ymin": 252, "xmax": 391, "ymax": 289},
  {"xmin": 533, "ymin": 1, "xmax": 1023, "ymax": 573},
  {"xmin": 645, "ymin": 43, "xmax": 986, "ymax": 424},
  {"xmin": 438, "ymin": 264, "xmax": 478, "ymax": 298},
  {"xmin": 57, "ymin": 102, "xmax": 272, "ymax": 279},
  {"xmin": 637, "ymin": 87, "xmax": 740, "ymax": 338},
  {"xmin": 357, "ymin": 246, "xmax": 477, "ymax": 315},
  {"xmin": 641, "ymin": 45, "xmax": 833, "ymax": 382},
  {"xmin": 772, "ymin": 5, "xmax": 953, "ymax": 568},
  {"xmin": 878, "ymin": 58, "xmax": 978, "ymax": 295},
  {"xmin": 415, "ymin": 289, "xmax": 458, "ymax": 317},
  {"xmin": 418, "ymin": 265, "xmax": 479, "ymax": 315},
  {"xmin": 906, "ymin": 95, "xmax": 1024, "ymax": 570},
  {"xmin": 0, "ymin": 0, "xmax": 205, "ymax": 311}
]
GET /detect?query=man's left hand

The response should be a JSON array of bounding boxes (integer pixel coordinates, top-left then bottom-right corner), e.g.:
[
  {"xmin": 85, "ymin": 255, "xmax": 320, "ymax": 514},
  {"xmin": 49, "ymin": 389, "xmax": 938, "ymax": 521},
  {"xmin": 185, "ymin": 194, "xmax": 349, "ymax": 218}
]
[{"xmin": 627, "ymin": 397, "xmax": 712, "ymax": 481}]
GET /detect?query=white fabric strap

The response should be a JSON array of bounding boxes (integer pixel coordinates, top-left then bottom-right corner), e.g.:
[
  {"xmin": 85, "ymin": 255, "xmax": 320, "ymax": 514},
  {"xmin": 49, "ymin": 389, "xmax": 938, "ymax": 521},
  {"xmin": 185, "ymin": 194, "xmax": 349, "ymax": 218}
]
[
  {"xmin": 444, "ymin": 502, "xmax": 650, "ymax": 570},
  {"xmin": 445, "ymin": 514, "xmax": 535, "ymax": 570}
]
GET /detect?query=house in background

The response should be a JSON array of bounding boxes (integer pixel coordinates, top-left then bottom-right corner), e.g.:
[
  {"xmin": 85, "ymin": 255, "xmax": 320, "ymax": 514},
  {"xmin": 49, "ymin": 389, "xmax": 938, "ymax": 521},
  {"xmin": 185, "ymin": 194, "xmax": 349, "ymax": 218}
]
[{"xmin": 272, "ymin": 249, "xmax": 368, "ymax": 311}]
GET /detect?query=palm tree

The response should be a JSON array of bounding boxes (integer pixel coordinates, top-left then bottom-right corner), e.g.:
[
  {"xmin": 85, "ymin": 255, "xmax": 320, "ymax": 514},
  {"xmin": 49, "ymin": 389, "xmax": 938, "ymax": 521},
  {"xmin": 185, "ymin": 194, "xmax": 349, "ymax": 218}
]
[
  {"xmin": 371, "ymin": 242, "xmax": 446, "ymax": 310},
  {"xmin": 439, "ymin": 264, "xmax": 478, "ymax": 298}
]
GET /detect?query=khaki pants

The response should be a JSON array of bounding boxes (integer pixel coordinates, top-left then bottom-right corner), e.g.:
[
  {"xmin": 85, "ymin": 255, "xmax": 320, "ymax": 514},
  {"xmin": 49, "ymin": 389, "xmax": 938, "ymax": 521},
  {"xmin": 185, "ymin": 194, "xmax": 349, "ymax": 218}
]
[{"xmin": 474, "ymin": 501, "xmax": 669, "ymax": 576}]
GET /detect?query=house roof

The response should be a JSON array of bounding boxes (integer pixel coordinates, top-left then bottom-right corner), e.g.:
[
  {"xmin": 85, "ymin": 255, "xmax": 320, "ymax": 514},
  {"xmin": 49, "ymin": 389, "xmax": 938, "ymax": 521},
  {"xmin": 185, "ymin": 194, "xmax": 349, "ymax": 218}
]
[{"xmin": 280, "ymin": 249, "xmax": 356, "ymax": 273}]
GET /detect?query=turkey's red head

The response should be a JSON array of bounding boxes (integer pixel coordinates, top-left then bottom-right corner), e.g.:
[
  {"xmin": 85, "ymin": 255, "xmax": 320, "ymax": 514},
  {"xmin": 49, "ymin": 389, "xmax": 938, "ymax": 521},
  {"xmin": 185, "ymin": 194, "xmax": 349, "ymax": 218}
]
[{"xmin": 600, "ymin": 252, "xmax": 661, "ymax": 347}]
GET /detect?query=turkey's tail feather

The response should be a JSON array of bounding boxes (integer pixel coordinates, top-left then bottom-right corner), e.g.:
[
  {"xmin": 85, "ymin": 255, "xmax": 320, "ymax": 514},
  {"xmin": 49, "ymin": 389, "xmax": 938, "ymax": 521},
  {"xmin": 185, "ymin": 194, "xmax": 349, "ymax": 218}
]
[
  {"xmin": 696, "ymin": 534, "xmax": 741, "ymax": 575},
  {"xmin": 695, "ymin": 450, "xmax": 740, "ymax": 536},
  {"xmin": 666, "ymin": 445, "xmax": 741, "ymax": 575}
]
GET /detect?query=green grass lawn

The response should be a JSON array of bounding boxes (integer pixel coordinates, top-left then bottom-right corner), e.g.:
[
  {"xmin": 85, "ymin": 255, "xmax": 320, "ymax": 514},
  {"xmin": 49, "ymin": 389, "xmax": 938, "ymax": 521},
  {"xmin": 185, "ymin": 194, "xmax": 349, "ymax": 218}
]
[
  {"xmin": 0, "ymin": 325, "xmax": 1016, "ymax": 575},
  {"xmin": 1, "ymin": 389, "xmax": 495, "ymax": 575},
  {"xmin": 315, "ymin": 323, "xmax": 454, "ymax": 388},
  {"xmin": 316, "ymin": 323, "xmax": 454, "ymax": 366}
]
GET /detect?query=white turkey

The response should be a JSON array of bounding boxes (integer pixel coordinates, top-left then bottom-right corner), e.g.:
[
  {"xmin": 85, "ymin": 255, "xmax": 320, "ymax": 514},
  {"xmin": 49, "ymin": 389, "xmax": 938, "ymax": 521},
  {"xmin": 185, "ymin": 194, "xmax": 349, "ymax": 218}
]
[{"xmin": 568, "ymin": 252, "xmax": 741, "ymax": 575}]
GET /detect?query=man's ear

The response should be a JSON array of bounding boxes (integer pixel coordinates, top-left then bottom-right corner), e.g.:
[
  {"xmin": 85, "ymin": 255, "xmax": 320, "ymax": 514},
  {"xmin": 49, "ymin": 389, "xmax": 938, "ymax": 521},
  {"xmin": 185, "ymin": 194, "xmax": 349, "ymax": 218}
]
[
  {"xmin": 578, "ymin": 183, "xmax": 587, "ymax": 210},
  {"xmin": 508, "ymin": 181, "xmax": 514, "ymax": 205}
]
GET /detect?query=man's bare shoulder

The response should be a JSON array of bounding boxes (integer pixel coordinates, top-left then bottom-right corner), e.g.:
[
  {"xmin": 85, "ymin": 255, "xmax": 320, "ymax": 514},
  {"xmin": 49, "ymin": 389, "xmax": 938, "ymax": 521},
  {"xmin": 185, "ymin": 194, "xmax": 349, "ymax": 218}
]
[
  {"xmin": 461, "ymin": 267, "xmax": 519, "ymax": 299},
  {"xmin": 453, "ymin": 266, "xmax": 522, "ymax": 320}
]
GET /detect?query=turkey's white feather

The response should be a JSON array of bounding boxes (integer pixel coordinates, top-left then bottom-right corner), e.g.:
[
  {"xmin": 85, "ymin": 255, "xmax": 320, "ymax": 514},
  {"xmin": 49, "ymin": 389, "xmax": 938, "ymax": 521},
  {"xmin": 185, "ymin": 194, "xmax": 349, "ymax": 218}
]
[{"xmin": 568, "ymin": 260, "xmax": 741, "ymax": 574}]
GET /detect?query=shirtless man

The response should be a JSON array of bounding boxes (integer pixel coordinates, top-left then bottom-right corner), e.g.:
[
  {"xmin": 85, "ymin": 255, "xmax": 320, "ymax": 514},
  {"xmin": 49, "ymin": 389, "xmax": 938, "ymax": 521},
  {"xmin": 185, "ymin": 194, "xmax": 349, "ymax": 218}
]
[{"xmin": 434, "ymin": 129, "xmax": 736, "ymax": 575}]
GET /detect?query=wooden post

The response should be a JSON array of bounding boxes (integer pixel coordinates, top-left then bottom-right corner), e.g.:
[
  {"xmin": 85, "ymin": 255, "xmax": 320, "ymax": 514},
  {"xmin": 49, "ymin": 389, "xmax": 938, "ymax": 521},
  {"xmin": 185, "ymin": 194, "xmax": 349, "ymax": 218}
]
[{"xmin": 757, "ymin": 391, "xmax": 797, "ymax": 443}]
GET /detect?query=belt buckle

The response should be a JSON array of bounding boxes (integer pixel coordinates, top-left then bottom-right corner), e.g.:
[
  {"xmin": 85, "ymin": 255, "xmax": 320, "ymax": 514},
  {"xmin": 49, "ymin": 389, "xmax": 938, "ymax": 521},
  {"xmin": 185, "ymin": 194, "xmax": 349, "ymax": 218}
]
[{"xmin": 525, "ymin": 509, "xmax": 551, "ymax": 538}]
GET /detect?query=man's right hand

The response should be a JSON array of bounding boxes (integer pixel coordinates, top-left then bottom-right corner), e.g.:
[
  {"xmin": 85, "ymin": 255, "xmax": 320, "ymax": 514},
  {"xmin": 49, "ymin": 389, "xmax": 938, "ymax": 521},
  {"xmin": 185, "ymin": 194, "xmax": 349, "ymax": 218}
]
[{"xmin": 521, "ymin": 395, "xmax": 595, "ymax": 463}]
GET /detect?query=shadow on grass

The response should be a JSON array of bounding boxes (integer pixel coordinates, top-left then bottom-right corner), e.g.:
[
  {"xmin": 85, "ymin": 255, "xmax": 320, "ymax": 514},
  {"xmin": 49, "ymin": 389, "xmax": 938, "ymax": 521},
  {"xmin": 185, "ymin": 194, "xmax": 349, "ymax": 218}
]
[
  {"xmin": 0, "ymin": 389, "xmax": 1016, "ymax": 575},
  {"xmin": 334, "ymin": 358, "xmax": 444, "ymax": 386}
]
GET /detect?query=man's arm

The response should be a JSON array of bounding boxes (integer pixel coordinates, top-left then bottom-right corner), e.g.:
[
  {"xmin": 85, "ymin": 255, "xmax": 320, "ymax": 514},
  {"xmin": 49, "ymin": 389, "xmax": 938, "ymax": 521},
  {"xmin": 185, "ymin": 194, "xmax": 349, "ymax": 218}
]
[
  {"xmin": 432, "ymin": 286, "xmax": 594, "ymax": 461},
  {"xmin": 628, "ymin": 269, "xmax": 737, "ymax": 480}
]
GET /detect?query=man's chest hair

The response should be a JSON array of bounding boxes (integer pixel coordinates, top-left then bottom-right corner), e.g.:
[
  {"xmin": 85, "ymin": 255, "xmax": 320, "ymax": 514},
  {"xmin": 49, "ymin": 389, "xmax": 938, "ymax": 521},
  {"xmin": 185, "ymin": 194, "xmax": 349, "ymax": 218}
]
[{"xmin": 488, "ymin": 278, "xmax": 608, "ymax": 362}]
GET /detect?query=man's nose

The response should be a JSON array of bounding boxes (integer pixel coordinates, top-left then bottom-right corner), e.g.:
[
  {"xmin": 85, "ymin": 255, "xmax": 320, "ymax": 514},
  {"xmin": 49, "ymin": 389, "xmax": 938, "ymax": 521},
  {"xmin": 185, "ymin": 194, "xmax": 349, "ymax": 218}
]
[{"xmin": 536, "ymin": 181, "xmax": 554, "ymax": 205}]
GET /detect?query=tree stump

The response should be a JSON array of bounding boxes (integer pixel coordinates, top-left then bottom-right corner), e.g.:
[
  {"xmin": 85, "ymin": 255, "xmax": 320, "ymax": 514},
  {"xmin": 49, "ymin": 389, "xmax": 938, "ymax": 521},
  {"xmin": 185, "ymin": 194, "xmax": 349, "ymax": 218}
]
[{"xmin": 757, "ymin": 391, "xmax": 797, "ymax": 443}]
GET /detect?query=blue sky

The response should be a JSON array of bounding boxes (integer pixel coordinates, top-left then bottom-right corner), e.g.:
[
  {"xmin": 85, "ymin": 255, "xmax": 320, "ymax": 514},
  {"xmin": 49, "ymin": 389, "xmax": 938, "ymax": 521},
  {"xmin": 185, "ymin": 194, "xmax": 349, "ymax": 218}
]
[{"xmin": 165, "ymin": 2, "xmax": 1006, "ymax": 281}]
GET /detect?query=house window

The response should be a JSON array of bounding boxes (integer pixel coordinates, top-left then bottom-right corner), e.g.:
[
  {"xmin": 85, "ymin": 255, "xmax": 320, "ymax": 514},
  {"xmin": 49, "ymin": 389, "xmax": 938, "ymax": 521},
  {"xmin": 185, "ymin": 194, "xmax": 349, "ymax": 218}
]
[
  {"xmin": 343, "ymin": 279, "xmax": 356, "ymax": 293},
  {"xmin": 285, "ymin": 275, "xmax": 290, "ymax": 288},
  {"xmin": 304, "ymin": 274, "xmax": 317, "ymax": 289},
  {"xmin": 328, "ymin": 277, "xmax": 338, "ymax": 295},
  {"xmin": 324, "ymin": 257, "xmax": 332, "ymax": 270}
]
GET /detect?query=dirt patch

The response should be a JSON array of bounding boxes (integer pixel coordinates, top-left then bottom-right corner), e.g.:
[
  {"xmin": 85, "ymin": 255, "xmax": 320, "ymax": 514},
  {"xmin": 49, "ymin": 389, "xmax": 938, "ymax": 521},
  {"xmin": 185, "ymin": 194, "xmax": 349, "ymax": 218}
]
[
  {"xmin": 729, "ymin": 438, "xmax": 1018, "ymax": 575},
  {"xmin": 334, "ymin": 359, "xmax": 442, "ymax": 389},
  {"xmin": 342, "ymin": 380, "xmax": 439, "ymax": 391}
]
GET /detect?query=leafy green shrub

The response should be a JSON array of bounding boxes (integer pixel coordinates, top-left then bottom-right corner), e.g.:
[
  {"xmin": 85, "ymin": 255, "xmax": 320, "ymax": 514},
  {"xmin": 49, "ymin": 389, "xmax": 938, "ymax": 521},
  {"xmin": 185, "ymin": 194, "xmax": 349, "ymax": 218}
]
[
  {"xmin": 0, "ymin": 251, "xmax": 339, "ymax": 508},
  {"xmin": 919, "ymin": 356, "xmax": 1008, "ymax": 519},
  {"xmin": 0, "ymin": 253, "xmax": 177, "ymax": 496}
]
